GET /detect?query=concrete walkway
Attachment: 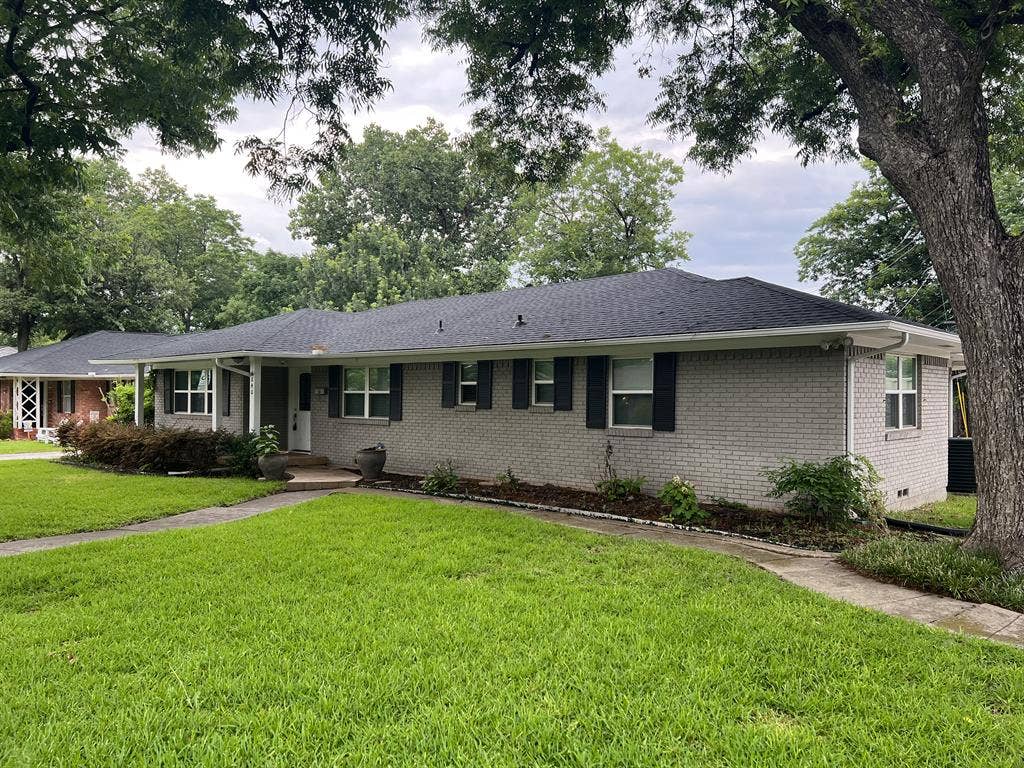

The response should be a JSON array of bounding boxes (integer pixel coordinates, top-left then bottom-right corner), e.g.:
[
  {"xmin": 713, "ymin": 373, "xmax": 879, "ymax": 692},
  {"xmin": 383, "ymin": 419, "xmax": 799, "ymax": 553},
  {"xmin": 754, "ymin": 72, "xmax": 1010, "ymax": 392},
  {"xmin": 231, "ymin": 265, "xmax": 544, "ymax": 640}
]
[
  {"xmin": 0, "ymin": 489, "xmax": 337, "ymax": 556},
  {"xmin": 346, "ymin": 488, "xmax": 1024, "ymax": 648},
  {"xmin": 0, "ymin": 450, "xmax": 64, "ymax": 461}
]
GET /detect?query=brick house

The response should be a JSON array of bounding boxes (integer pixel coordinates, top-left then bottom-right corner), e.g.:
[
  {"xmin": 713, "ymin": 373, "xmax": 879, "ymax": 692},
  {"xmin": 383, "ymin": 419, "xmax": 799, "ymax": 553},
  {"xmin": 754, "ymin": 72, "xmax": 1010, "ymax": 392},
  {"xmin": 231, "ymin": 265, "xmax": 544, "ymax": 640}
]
[
  {"xmin": 0, "ymin": 332, "xmax": 166, "ymax": 437},
  {"xmin": 95, "ymin": 269, "xmax": 962, "ymax": 511}
]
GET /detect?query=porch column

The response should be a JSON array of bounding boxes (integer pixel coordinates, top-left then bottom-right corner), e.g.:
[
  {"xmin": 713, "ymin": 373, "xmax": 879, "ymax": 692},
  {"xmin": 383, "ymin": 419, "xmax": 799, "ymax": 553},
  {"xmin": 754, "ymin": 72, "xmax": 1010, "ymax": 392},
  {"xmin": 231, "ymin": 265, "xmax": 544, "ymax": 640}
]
[
  {"xmin": 249, "ymin": 357, "xmax": 262, "ymax": 433},
  {"xmin": 134, "ymin": 364, "xmax": 146, "ymax": 426},
  {"xmin": 211, "ymin": 366, "xmax": 222, "ymax": 431},
  {"xmin": 12, "ymin": 378, "xmax": 21, "ymax": 428}
]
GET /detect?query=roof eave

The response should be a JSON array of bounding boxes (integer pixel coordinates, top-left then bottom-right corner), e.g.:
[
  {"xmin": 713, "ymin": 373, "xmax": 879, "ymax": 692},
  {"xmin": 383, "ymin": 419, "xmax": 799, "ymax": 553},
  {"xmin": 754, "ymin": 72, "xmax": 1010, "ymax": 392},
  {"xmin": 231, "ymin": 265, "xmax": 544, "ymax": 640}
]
[{"xmin": 90, "ymin": 320, "xmax": 961, "ymax": 366}]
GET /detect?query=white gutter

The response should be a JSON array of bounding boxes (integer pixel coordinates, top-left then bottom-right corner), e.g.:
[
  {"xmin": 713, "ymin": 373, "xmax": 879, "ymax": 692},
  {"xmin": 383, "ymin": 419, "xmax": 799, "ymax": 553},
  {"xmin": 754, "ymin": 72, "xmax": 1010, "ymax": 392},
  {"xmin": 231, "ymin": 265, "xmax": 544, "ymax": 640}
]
[
  {"xmin": 213, "ymin": 358, "xmax": 252, "ymax": 378},
  {"xmin": 91, "ymin": 319, "xmax": 960, "ymax": 367},
  {"xmin": 846, "ymin": 332, "xmax": 911, "ymax": 454}
]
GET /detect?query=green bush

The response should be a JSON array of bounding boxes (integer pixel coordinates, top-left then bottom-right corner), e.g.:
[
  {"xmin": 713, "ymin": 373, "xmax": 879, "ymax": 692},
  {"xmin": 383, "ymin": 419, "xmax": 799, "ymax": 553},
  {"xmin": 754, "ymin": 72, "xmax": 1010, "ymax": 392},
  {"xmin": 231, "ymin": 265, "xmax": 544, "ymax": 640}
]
[
  {"xmin": 58, "ymin": 420, "xmax": 232, "ymax": 474},
  {"xmin": 495, "ymin": 466, "xmax": 521, "ymax": 492},
  {"xmin": 841, "ymin": 537, "xmax": 1024, "ymax": 613},
  {"xmin": 422, "ymin": 461, "xmax": 459, "ymax": 494},
  {"xmin": 658, "ymin": 476, "xmax": 705, "ymax": 523},
  {"xmin": 106, "ymin": 381, "xmax": 154, "ymax": 425},
  {"xmin": 224, "ymin": 427, "xmax": 281, "ymax": 478},
  {"xmin": 596, "ymin": 475, "xmax": 646, "ymax": 502},
  {"xmin": 764, "ymin": 455, "xmax": 884, "ymax": 524},
  {"xmin": 0, "ymin": 410, "xmax": 12, "ymax": 440}
]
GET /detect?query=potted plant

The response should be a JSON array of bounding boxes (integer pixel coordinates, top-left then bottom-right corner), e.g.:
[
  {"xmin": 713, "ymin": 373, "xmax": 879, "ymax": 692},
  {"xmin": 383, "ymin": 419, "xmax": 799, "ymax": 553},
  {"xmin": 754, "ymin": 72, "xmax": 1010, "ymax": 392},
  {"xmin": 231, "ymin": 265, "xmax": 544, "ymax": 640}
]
[
  {"xmin": 254, "ymin": 426, "xmax": 287, "ymax": 480},
  {"xmin": 355, "ymin": 442, "xmax": 387, "ymax": 480}
]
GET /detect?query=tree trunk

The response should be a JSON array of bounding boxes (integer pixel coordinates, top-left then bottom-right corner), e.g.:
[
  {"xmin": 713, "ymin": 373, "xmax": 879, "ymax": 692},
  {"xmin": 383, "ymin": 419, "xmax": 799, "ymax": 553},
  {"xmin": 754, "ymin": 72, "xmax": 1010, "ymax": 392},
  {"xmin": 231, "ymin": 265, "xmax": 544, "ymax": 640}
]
[{"xmin": 16, "ymin": 311, "xmax": 31, "ymax": 352}]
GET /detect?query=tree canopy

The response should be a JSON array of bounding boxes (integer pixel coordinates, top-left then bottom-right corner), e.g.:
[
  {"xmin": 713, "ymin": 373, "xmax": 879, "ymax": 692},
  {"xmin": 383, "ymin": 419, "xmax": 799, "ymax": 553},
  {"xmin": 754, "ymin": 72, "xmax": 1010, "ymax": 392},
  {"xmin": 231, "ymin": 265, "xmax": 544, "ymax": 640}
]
[
  {"xmin": 798, "ymin": 163, "xmax": 1024, "ymax": 329},
  {"xmin": 514, "ymin": 129, "xmax": 690, "ymax": 284}
]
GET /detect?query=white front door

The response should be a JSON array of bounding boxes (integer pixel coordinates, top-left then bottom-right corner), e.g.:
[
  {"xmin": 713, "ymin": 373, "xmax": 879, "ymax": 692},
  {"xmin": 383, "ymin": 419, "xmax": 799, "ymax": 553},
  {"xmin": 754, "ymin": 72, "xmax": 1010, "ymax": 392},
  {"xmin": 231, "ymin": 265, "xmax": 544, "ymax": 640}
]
[{"xmin": 288, "ymin": 367, "xmax": 312, "ymax": 452}]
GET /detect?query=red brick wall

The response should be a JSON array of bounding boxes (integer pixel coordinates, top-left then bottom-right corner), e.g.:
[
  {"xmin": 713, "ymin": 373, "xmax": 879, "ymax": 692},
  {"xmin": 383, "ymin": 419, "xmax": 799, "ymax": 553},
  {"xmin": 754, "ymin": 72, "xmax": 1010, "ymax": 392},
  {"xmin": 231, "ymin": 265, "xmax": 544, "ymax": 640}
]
[
  {"xmin": 0, "ymin": 379, "xmax": 10, "ymax": 412},
  {"xmin": 46, "ymin": 379, "xmax": 114, "ymax": 426}
]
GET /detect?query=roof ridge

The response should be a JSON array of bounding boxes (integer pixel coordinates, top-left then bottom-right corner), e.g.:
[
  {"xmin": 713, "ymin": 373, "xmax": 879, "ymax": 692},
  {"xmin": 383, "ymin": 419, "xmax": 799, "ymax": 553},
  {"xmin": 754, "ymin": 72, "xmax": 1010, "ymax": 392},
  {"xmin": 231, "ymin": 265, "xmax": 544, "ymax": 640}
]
[{"xmin": 732, "ymin": 276, "xmax": 893, "ymax": 322}]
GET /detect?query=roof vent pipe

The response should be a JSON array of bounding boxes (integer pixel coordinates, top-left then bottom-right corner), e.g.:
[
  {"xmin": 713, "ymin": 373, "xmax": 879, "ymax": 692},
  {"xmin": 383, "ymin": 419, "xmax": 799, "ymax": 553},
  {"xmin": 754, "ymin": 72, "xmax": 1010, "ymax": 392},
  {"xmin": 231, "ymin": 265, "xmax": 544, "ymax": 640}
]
[
  {"xmin": 514, "ymin": 314, "xmax": 525, "ymax": 327},
  {"xmin": 436, "ymin": 320, "xmax": 444, "ymax": 333}
]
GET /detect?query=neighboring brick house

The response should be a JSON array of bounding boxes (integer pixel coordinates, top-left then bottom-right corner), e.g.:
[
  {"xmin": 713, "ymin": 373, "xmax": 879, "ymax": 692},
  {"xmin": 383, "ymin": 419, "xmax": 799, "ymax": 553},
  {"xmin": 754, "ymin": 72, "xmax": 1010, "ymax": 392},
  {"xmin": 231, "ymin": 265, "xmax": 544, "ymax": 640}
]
[
  {"xmin": 96, "ymin": 269, "xmax": 962, "ymax": 510},
  {"xmin": 0, "ymin": 332, "xmax": 166, "ymax": 437}
]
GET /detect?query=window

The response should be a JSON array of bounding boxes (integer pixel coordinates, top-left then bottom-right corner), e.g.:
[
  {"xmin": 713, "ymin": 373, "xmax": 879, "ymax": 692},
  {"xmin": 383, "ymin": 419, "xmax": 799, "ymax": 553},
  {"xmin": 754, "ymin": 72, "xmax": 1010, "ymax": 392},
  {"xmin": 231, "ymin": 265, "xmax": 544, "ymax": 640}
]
[
  {"xmin": 533, "ymin": 359, "xmax": 554, "ymax": 405},
  {"xmin": 60, "ymin": 380, "xmax": 73, "ymax": 413},
  {"xmin": 458, "ymin": 362, "xmax": 478, "ymax": 404},
  {"xmin": 173, "ymin": 369, "xmax": 213, "ymax": 415},
  {"xmin": 610, "ymin": 357, "xmax": 653, "ymax": 428},
  {"xmin": 885, "ymin": 354, "xmax": 918, "ymax": 429},
  {"xmin": 344, "ymin": 366, "xmax": 390, "ymax": 418}
]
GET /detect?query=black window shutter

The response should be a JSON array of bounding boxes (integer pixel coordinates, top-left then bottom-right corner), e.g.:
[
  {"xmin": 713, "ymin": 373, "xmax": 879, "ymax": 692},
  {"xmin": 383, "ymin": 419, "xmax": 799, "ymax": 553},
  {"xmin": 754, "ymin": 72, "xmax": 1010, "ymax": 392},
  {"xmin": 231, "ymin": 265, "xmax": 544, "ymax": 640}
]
[
  {"xmin": 56, "ymin": 381, "xmax": 64, "ymax": 414},
  {"xmin": 69, "ymin": 381, "xmax": 75, "ymax": 413},
  {"xmin": 389, "ymin": 363, "xmax": 403, "ymax": 421},
  {"xmin": 585, "ymin": 356, "xmax": 608, "ymax": 429},
  {"xmin": 222, "ymin": 369, "xmax": 231, "ymax": 417},
  {"xmin": 511, "ymin": 359, "xmax": 530, "ymax": 409},
  {"xmin": 553, "ymin": 357, "xmax": 573, "ymax": 411},
  {"xmin": 477, "ymin": 360, "xmax": 493, "ymax": 410},
  {"xmin": 441, "ymin": 362, "xmax": 456, "ymax": 408},
  {"xmin": 327, "ymin": 365, "xmax": 341, "ymax": 418},
  {"xmin": 163, "ymin": 370, "xmax": 174, "ymax": 414},
  {"xmin": 652, "ymin": 352, "xmax": 677, "ymax": 431}
]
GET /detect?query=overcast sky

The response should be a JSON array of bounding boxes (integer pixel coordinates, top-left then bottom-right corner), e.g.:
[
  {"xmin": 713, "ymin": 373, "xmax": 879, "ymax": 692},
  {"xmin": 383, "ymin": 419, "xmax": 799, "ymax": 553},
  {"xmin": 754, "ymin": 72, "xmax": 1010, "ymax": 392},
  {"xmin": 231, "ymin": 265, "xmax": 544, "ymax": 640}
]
[{"xmin": 123, "ymin": 21, "xmax": 866, "ymax": 290}]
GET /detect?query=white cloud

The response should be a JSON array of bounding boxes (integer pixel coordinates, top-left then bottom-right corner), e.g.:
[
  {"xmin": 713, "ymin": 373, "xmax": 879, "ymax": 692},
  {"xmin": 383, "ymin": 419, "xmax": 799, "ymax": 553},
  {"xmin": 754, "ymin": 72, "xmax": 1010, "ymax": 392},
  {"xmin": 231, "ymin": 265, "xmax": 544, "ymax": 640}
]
[{"xmin": 120, "ymin": 20, "xmax": 866, "ymax": 288}]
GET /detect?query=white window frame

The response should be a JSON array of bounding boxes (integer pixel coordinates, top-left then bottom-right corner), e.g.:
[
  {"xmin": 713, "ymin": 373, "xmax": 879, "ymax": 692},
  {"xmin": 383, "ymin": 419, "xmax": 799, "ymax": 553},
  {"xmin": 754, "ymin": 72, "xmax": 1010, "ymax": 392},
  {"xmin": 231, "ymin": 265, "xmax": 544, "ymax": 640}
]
[
  {"xmin": 173, "ymin": 369, "xmax": 213, "ymax": 415},
  {"xmin": 885, "ymin": 354, "xmax": 918, "ymax": 430},
  {"xmin": 458, "ymin": 362, "xmax": 478, "ymax": 405},
  {"xmin": 532, "ymin": 359, "xmax": 554, "ymax": 406},
  {"xmin": 60, "ymin": 380, "xmax": 74, "ymax": 413},
  {"xmin": 343, "ymin": 366, "xmax": 390, "ymax": 418},
  {"xmin": 609, "ymin": 356, "xmax": 653, "ymax": 429}
]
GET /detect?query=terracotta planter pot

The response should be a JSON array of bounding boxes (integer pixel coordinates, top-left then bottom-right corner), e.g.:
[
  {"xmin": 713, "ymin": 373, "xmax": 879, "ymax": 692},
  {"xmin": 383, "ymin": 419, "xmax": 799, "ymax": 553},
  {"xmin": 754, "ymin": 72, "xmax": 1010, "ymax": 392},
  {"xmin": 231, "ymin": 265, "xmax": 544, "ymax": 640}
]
[
  {"xmin": 355, "ymin": 448, "xmax": 387, "ymax": 480},
  {"xmin": 258, "ymin": 452, "xmax": 289, "ymax": 481}
]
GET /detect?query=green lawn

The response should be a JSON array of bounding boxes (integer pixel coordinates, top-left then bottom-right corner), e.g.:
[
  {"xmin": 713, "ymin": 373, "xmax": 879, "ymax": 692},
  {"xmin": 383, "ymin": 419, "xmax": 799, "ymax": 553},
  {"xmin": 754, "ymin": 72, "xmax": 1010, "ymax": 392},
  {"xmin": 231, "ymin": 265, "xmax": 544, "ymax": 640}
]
[
  {"xmin": 894, "ymin": 494, "xmax": 977, "ymax": 529},
  {"xmin": 0, "ymin": 439, "xmax": 62, "ymax": 454},
  {"xmin": 0, "ymin": 493, "xmax": 1021, "ymax": 766},
  {"xmin": 0, "ymin": 460, "xmax": 281, "ymax": 542}
]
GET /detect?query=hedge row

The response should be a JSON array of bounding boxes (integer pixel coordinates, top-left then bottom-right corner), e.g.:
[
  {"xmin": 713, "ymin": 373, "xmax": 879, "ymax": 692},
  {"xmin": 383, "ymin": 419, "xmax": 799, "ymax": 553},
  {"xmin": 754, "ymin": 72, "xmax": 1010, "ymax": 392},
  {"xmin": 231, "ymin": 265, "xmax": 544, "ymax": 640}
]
[{"xmin": 57, "ymin": 421, "xmax": 235, "ymax": 474}]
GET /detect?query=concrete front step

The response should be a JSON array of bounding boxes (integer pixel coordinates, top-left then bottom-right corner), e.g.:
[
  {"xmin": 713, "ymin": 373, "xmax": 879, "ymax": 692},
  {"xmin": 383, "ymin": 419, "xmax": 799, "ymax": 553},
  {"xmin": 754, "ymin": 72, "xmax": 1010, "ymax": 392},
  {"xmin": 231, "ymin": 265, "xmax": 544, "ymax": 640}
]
[
  {"xmin": 285, "ymin": 465, "xmax": 361, "ymax": 491},
  {"xmin": 284, "ymin": 452, "xmax": 330, "ymax": 468}
]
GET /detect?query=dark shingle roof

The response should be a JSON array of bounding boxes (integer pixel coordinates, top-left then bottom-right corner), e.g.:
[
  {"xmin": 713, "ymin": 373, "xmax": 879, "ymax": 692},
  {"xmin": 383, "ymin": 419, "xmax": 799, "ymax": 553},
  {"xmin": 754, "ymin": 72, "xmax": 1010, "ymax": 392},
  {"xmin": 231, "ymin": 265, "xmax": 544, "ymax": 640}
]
[
  {"xmin": 0, "ymin": 346, "xmax": 15, "ymax": 357},
  {"xmin": 0, "ymin": 332, "xmax": 168, "ymax": 376},
  {"xmin": 100, "ymin": 268, "xmax": 949, "ymax": 361}
]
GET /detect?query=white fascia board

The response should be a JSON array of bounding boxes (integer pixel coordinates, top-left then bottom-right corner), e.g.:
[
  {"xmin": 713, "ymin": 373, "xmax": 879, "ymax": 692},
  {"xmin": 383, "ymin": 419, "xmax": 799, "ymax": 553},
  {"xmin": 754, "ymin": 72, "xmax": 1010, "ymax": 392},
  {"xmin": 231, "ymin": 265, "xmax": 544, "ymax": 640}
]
[
  {"xmin": 91, "ymin": 320, "xmax": 961, "ymax": 366},
  {"xmin": 0, "ymin": 372, "xmax": 138, "ymax": 380}
]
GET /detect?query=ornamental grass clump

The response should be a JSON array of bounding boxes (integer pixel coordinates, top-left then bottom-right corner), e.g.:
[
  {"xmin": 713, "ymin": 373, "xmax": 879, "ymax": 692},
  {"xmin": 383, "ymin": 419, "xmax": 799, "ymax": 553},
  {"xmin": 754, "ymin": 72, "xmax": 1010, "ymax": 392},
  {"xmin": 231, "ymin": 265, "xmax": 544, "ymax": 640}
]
[{"xmin": 422, "ymin": 461, "xmax": 460, "ymax": 494}]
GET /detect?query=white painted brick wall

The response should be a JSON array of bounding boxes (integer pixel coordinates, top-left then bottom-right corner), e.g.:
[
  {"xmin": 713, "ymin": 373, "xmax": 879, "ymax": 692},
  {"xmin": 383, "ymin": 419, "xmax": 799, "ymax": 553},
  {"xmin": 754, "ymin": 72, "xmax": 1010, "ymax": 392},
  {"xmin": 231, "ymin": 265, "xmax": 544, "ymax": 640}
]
[
  {"xmin": 154, "ymin": 369, "xmax": 247, "ymax": 434},
  {"xmin": 852, "ymin": 352, "xmax": 949, "ymax": 511},
  {"xmin": 310, "ymin": 347, "xmax": 850, "ymax": 508}
]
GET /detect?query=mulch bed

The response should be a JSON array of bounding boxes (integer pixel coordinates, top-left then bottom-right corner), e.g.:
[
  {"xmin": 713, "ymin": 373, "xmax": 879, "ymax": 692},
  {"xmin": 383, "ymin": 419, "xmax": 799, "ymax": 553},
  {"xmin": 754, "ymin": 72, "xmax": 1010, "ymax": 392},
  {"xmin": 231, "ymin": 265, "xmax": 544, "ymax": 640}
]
[{"xmin": 360, "ymin": 472, "xmax": 888, "ymax": 552}]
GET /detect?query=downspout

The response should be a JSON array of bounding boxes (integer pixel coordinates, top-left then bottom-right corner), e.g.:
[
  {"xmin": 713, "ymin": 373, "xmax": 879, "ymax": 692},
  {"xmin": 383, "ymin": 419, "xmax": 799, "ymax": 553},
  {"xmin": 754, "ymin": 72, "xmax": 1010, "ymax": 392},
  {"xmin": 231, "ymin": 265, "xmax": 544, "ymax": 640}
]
[{"xmin": 846, "ymin": 332, "xmax": 911, "ymax": 454}]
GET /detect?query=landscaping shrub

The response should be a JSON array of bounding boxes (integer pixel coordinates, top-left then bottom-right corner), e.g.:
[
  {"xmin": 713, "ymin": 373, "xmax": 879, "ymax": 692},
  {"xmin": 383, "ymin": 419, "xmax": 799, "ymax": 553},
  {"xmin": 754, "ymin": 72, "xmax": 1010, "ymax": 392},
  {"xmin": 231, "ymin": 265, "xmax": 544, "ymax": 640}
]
[
  {"xmin": 658, "ymin": 476, "xmax": 706, "ymax": 523},
  {"xmin": 59, "ymin": 420, "xmax": 232, "ymax": 474},
  {"xmin": 106, "ymin": 381, "xmax": 154, "ymax": 425},
  {"xmin": 596, "ymin": 475, "xmax": 646, "ymax": 502},
  {"xmin": 495, "ymin": 466, "xmax": 521, "ymax": 492},
  {"xmin": 596, "ymin": 441, "xmax": 646, "ymax": 502},
  {"xmin": 422, "ymin": 461, "xmax": 459, "ymax": 494},
  {"xmin": 841, "ymin": 537, "xmax": 1024, "ymax": 613},
  {"xmin": 764, "ymin": 455, "xmax": 884, "ymax": 524},
  {"xmin": 224, "ymin": 426, "xmax": 281, "ymax": 478},
  {"xmin": 0, "ymin": 410, "xmax": 12, "ymax": 440}
]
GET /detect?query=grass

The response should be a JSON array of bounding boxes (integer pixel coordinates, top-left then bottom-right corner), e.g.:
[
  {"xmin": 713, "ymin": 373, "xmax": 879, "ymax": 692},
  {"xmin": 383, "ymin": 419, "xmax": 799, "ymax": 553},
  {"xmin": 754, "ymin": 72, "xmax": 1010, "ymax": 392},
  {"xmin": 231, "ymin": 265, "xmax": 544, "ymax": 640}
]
[
  {"xmin": 892, "ymin": 494, "xmax": 977, "ymax": 529},
  {"xmin": 0, "ymin": 460, "xmax": 282, "ymax": 542},
  {"xmin": 0, "ymin": 439, "xmax": 62, "ymax": 454},
  {"xmin": 1, "ymin": 492, "xmax": 1022, "ymax": 766},
  {"xmin": 842, "ymin": 537, "xmax": 1024, "ymax": 613}
]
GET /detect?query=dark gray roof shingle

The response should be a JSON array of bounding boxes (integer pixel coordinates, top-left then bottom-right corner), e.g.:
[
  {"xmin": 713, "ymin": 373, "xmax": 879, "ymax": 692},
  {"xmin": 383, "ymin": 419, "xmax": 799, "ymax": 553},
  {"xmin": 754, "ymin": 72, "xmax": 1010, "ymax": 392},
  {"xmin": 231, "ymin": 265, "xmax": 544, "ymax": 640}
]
[
  {"xmin": 99, "ymin": 268, "xmax": 945, "ymax": 361},
  {"xmin": 0, "ymin": 332, "xmax": 168, "ymax": 376}
]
